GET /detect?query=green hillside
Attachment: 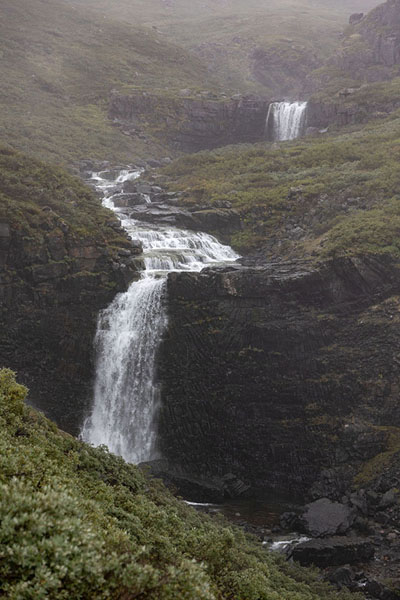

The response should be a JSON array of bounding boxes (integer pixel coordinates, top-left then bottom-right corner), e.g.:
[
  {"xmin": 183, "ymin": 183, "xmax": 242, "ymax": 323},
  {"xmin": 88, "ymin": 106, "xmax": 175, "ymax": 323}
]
[
  {"xmin": 161, "ymin": 111, "xmax": 400, "ymax": 258},
  {"xmin": 0, "ymin": 0, "xmax": 219, "ymax": 165},
  {"xmin": 0, "ymin": 369, "xmax": 357, "ymax": 599}
]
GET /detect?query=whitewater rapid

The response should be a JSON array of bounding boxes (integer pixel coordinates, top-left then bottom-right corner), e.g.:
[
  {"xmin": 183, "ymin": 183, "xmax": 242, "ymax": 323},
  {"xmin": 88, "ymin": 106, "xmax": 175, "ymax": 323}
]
[{"xmin": 81, "ymin": 169, "xmax": 239, "ymax": 463}]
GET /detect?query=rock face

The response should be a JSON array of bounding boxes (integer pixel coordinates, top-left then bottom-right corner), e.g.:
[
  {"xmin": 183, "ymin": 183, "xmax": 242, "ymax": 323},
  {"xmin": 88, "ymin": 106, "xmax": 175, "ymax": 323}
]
[
  {"xmin": 109, "ymin": 92, "xmax": 270, "ymax": 152},
  {"xmin": 291, "ymin": 537, "xmax": 375, "ymax": 567},
  {"xmin": 158, "ymin": 256, "xmax": 400, "ymax": 497},
  {"xmin": 0, "ymin": 151, "xmax": 142, "ymax": 434},
  {"xmin": 307, "ymin": 97, "xmax": 400, "ymax": 129},
  {"xmin": 306, "ymin": 0, "xmax": 400, "ymax": 129}
]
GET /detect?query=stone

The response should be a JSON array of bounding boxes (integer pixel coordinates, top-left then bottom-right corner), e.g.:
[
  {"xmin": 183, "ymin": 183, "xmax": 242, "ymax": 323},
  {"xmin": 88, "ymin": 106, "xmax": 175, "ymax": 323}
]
[
  {"xmin": 299, "ymin": 498, "xmax": 356, "ymax": 537},
  {"xmin": 379, "ymin": 488, "xmax": 398, "ymax": 509},
  {"xmin": 291, "ymin": 537, "xmax": 374, "ymax": 567}
]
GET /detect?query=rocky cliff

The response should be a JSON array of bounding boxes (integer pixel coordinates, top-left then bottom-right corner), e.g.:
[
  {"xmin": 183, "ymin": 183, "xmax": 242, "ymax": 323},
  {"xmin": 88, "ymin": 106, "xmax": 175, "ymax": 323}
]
[
  {"xmin": 0, "ymin": 148, "xmax": 141, "ymax": 434},
  {"xmin": 109, "ymin": 92, "xmax": 270, "ymax": 152},
  {"xmin": 158, "ymin": 256, "xmax": 400, "ymax": 499},
  {"xmin": 305, "ymin": 0, "xmax": 400, "ymax": 130}
]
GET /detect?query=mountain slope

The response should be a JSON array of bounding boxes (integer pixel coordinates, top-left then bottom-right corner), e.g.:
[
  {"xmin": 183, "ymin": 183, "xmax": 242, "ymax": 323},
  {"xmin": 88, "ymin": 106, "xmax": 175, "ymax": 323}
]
[
  {"xmin": 161, "ymin": 111, "xmax": 400, "ymax": 258},
  {"xmin": 65, "ymin": 0, "xmax": 381, "ymax": 97},
  {"xmin": 0, "ymin": 0, "xmax": 219, "ymax": 165}
]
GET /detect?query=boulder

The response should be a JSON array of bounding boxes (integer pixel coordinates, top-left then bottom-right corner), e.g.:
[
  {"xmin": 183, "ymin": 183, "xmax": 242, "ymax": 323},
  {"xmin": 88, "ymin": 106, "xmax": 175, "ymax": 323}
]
[
  {"xmin": 111, "ymin": 193, "xmax": 147, "ymax": 208},
  {"xmin": 299, "ymin": 498, "xmax": 356, "ymax": 537},
  {"xmin": 291, "ymin": 536, "xmax": 374, "ymax": 567}
]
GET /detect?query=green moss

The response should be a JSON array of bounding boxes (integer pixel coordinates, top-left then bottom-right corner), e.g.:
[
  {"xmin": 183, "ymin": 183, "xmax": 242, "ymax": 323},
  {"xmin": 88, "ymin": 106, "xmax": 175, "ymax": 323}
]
[{"xmin": 355, "ymin": 427, "xmax": 400, "ymax": 486}]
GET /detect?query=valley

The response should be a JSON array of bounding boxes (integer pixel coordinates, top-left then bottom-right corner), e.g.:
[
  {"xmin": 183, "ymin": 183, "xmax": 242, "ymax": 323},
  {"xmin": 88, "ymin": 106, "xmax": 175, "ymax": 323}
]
[{"xmin": 2, "ymin": 0, "xmax": 400, "ymax": 598}]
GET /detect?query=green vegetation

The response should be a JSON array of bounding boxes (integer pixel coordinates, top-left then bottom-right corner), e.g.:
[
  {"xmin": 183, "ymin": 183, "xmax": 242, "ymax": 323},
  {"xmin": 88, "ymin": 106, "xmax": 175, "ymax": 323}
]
[
  {"xmin": 67, "ymin": 0, "xmax": 374, "ymax": 98},
  {"xmin": 161, "ymin": 112, "xmax": 400, "ymax": 258},
  {"xmin": 0, "ymin": 368, "xmax": 357, "ymax": 599},
  {"xmin": 0, "ymin": 145, "xmax": 127, "ymax": 249},
  {"xmin": 0, "ymin": 0, "xmax": 220, "ymax": 165},
  {"xmin": 355, "ymin": 426, "xmax": 400, "ymax": 486}
]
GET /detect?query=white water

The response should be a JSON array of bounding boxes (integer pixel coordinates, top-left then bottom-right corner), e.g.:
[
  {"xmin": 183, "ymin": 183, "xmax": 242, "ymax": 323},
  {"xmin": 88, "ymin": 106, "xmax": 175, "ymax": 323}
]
[
  {"xmin": 267, "ymin": 101, "xmax": 307, "ymax": 141},
  {"xmin": 81, "ymin": 169, "xmax": 239, "ymax": 463}
]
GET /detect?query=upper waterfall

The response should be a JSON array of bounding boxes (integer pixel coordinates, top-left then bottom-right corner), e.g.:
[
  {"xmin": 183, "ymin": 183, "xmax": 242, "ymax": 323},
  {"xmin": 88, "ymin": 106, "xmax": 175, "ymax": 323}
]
[
  {"xmin": 266, "ymin": 101, "xmax": 308, "ymax": 142},
  {"xmin": 81, "ymin": 169, "xmax": 239, "ymax": 464}
]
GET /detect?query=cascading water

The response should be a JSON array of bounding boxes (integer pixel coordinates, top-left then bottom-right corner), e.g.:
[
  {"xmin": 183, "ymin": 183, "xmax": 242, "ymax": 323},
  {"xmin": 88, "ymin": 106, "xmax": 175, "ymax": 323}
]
[
  {"xmin": 266, "ymin": 101, "xmax": 307, "ymax": 142},
  {"xmin": 81, "ymin": 169, "xmax": 239, "ymax": 464}
]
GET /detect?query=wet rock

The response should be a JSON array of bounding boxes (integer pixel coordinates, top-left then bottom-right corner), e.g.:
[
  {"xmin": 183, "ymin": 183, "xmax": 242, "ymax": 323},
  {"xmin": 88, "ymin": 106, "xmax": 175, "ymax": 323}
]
[
  {"xmin": 112, "ymin": 193, "xmax": 147, "ymax": 208},
  {"xmin": 299, "ymin": 498, "xmax": 356, "ymax": 537},
  {"xmin": 291, "ymin": 536, "xmax": 374, "ymax": 567}
]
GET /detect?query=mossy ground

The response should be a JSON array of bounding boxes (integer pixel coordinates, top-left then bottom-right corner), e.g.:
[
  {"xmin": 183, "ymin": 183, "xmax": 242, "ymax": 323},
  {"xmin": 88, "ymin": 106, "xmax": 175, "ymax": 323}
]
[
  {"xmin": 0, "ymin": 145, "xmax": 127, "ymax": 250},
  {"xmin": 161, "ymin": 112, "xmax": 400, "ymax": 259}
]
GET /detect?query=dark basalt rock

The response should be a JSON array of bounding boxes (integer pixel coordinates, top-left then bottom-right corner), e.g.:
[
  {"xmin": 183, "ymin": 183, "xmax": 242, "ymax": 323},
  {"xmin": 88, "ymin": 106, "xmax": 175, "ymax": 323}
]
[
  {"xmin": 128, "ymin": 203, "xmax": 242, "ymax": 240},
  {"xmin": 0, "ymin": 175, "xmax": 142, "ymax": 435},
  {"xmin": 291, "ymin": 536, "xmax": 374, "ymax": 567},
  {"xmin": 158, "ymin": 255, "xmax": 400, "ymax": 497},
  {"xmin": 109, "ymin": 92, "xmax": 270, "ymax": 152}
]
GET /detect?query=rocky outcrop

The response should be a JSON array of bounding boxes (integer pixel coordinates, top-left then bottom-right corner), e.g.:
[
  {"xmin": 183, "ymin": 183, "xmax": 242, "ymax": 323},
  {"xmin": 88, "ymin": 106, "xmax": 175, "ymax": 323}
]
[
  {"xmin": 306, "ymin": 96, "xmax": 400, "ymax": 129},
  {"xmin": 158, "ymin": 256, "xmax": 400, "ymax": 498},
  {"xmin": 291, "ymin": 537, "xmax": 375, "ymax": 567},
  {"xmin": 305, "ymin": 1, "xmax": 400, "ymax": 129},
  {"xmin": 298, "ymin": 498, "xmax": 355, "ymax": 537},
  {"xmin": 109, "ymin": 92, "xmax": 269, "ymax": 152},
  {"xmin": 0, "ymin": 149, "xmax": 142, "ymax": 434}
]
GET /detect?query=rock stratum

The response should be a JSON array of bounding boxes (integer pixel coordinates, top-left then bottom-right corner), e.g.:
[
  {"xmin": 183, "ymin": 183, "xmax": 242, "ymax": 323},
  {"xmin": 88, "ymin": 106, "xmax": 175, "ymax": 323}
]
[
  {"xmin": 159, "ymin": 256, "xmax": 400, "ymax": 498},
  {"xmin": 0, "ymin": 148, "xmax": 141, "ymax": 434},
  {"xmin": 109, "ymin": 92, "xmax": 270, "ymax": 152}
]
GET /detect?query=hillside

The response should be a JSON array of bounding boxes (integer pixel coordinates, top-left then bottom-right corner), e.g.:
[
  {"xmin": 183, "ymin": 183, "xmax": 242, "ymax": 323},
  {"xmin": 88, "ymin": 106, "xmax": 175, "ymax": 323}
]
[
  {"xmin": 160, "ymin": 111, "xmax": 400, "ymax": 258},
  {"xmin": 0, "ymin": 368, "xmax": 357, "ymax": 599},
  {"xmin": 64, "ymin": 0, "xmax": 381, "ymax": 97},
  {"xmin": 0, "ymin": 0, "xmax": 220, "ymax": 165}
]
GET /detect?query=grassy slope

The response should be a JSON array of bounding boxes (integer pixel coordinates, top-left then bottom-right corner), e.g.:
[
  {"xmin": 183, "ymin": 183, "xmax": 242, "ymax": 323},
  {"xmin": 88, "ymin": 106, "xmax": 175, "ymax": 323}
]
[
  {"xmin": 0, "ymin": 144, "xmax": 128, "ymax": 250},
  {"xmin": 0, "ymin": 368, "xmax": 357, "ymax": 599},
  {"xmin": 0, "ymin": 0, "xmax": 220, "ymax": 166},
  {"xmin": 161, "ymin": 112, "xmax": 400, "ymax": 258},
  {"xmin": 65, "ymin": 0, "xmax": 381, "ymax": 96}
]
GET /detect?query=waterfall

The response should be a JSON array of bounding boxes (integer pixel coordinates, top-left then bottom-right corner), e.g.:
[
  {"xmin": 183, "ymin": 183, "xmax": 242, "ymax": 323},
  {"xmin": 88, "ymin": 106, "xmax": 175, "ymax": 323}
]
[
  {"xmin": 81, "ymin": 169, "xmax": 239, "ymax": 464},
  {"xmin": 266, "ymin": 101, "xmax": 307, "ymax": 141}
]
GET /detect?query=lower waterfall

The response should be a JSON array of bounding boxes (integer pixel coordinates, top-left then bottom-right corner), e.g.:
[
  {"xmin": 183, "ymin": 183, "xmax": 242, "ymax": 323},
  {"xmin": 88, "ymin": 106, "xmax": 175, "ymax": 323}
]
[
  {"xmin": 266, "ymin": 101, "xmax": 307, "ymax": 141},
  {"xmin": 81, "ymin": 169, "xmax": 239, "ymax": 464}
]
